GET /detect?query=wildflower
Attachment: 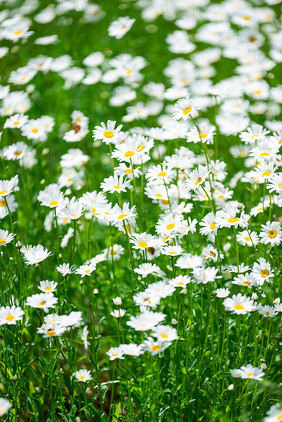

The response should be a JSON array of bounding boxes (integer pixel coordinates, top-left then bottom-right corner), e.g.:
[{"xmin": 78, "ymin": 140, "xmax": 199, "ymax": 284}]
[
  {"xmin": 161, "ymin": 244, "xmax": 183, "ymax": 257},
  {"xmin": 264, "ymin": 404, "xmax": 282, "ymax": 422},
  {"xmin": 231, "ymin": 364, "xmax": 265, "ymax": 381},
  {"xmin": 38, "ymin": 184, "xmax": 64, "ymax": 209},
  {"xmin": 217, "ymin": 204, "xmax": 249, "ymax": 229},
  {"xmin": 133, "ymin": 292, "xmax": 161, "ymax": 309},
  {"xmin": 146, "ymin": 164, "xmax": 175, "ymax": 185},
  {"xmin": 193, "ymin": 267, "xmax": 219, "ymax": 284},
  {"xmin": 108, "ymin": 16, "xmax": 135, "ymax": 39},
  {"xmin": 185, "ymin": 166, "xmax": 210, "ymax": 192},
  {"xmin": 100, "ymin": 175, "xmax": 132, "ymax": 194},
  {"xmin": 106, "ymin": 244, "xmax": 124, "ymax": 261},
  {"xmin": 172, "ymin": 97, "xmax": 198, "ymax": 121},
  {"xmin": 75, "ymin": 263, "xmax": 97, "ymax": 277},
  {"xmin": 232, "ymin": 274, "xmax": 256, "ymax": 288},
  {"xmin": 169, "ymin": 275, "xmax": 191, "ymax": 288},
  {"xmin": 26, "ymin": 293, "xmax": 58, "ymax": 312},
  {"xmin": 0, "ymin": 230, "xmax": 15, "ymax": 246},
  {"xmin": 146, "ymin": 281, "xmax": 175, "ymax": 299},
  {"xmin": 260, "ymin": 222, "xmax": 282, "ymax": 247},
  {"xmin": 0, "ymin": 175, "xmax": 19, "ymax": 197},
  {"xmin": 56, "ymin": 263, "xmax": 74, "ymax": 276},
  {"xmin": 152, "ymin": 325, "xmax": 178, "ymax": 342},
  {"xmin": 175, "ymin": 253, "xmax": 203, "ymax": 269},
  {"xmin": 21, "ymin": 244, "xmax": 52, "ymax": 265},
  {"xmin": 74, "ymin": 369, "xmax": 92, "ymax": 382},
  {"xmin": 134, "ymin": 263, "xmax": 164, "ymax": 278},
  {"xmin": 215, "ymin": 288, "xmax": 230, "ymax": 298},
  {"xmin": 38, "ymin": 322, "xmax": 66, "ymax": 337},
  {"xmin": 127, "ymin": 311, "xmax": 165, "ymax": 331},
  {"xmin": 142, "ymin": 337, "xmax": 170, "ymax": 355},
  {"xmin": 113, "ymin": 297, "xmax": 122, "ymax": 306},
  {"xmin": 237, "ymin": 230, "xmax": 259, "ymax": 246},
  {"xmin": 4, "ymin": 113, "xmax": 28, "ymax": 129},
  {"xmin": 257, "ymin": 305, "xmax": 278, "ymax": 318},
  {"xmin": 121, "ymin": 343, "xmax": 144, "ymax": 356},
  {"xmin": 58, "ymin": 197, "xmax": 84, "ymax": 220},
  {"xmin": 107, "ymin": 346, "xmax": 124, "ymax": 360},
  {"xmin": 38, "ymin": 280, "xmax": 58, "ymax": 293},
  {"xmin": 223, "ymin": 294, "xmax": 256, "ymax": 314},
  {"xmin": 0, "ymin": 306, "xmax": 24, "ymax": 326},
  {"xmin": 0, "ymin": 398, "xmax": 12, "ymax": 416},
  {"xmin": 107, "ymin": 203, "xmax": 136, "ymax": 228},
  {"xmin": 111, "ymin": 309, "xmax": 126, "ymax": 318},
  {"xmin": 156, "ymin": 213, "xmax": 184, "ymax": 237},
  {"xmin": 61, "ymin": 312, "xmax": 83, "ymax": 328},
  {"xmin": 251, "ymin": 258, "xmax": 274, "ymax": 285},
  {"xmin": 93, "ymin": 120, "xmax": 122, "ymax": 144}
]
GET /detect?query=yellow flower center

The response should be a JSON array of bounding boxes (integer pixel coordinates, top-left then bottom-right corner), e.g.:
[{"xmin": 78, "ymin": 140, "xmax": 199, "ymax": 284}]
[
  {"xmin": 199, "ymin": 133, "xmax": 208, "ymax": 139},
  {"xmin": 262, "ymin": 171, "xmax": 271, "ymax": 177},
  {"xmin": 242, "ymin": 15, "xmax": 250, "ymax": 20},
  {"xmin": 260, "ymin": 152, "xmax": 270, "ymax": 157},
  {"xmin": 31, "ymin": 128, "xmax": 39, "ymax": 133},
  {"xmin": 168, "ymin": 251, "xmax": 177, "ymax": 255},
  {"xmin": 111, "ymin": 249, "xmax": 117, "ymax": 255},
  {"xmin": 112, "ymin": 353, "xmax": 118, "ymax": 357},
  {"xmin": 13, "ymin": 121, "xmax": 20, "ymax": 125},
  {"xmin": 183, "ymin": 107, "xmax": 191, "ymax": 115},
  {"xmin": 138, "ymin": 241, "xmax": 147, "ymax": 248},
  {"xmin": 85, "ymin": 270, "xmax": 91, "ymax": 274},
  {"xmin": 137, "ymin": 145, "xmax": 145, "ymax": 152},
  {"xmin": 44, "ymin": 287, "xmax": 52, "ymax": 291},
  {"xmin": 268, "ymin": 230, "xmax": 277, "ymax": 238},
  {"xmin": 234, "ymin": 304, "xmax": 244, "ymax": 310},
  {"xmin": 14, "ymin": 30, "xmax": 23, "ymax": 35},
  {"xmin": 117, "ymin": 214, "xmax": 128, "ymax": 219},
  {"xmin": 0, "ymin": 239, "xmax": 6, "ymax": 245},
  {"xmin": 5, "ymin": 315, "xmax": 15, "ymax": 321},
  {"xmin": 113, "ymin": 185, "xmax": 121, "ymax": 189},
  {"xmin": 195, "ymin": 177, "xmax": 202, "ymax": 185},
  {"xmin": 261, "ymin": 269, "xmax": 269, "ymax": 277},
  {"xmin": 0, "ymin": 190, "xmax": 9, "ymax": 195},
  {"xmin": 166, "ymin": 223, "xmax": 175, "ymax": 230},
  {"xmin": 49, "ymin": 200, "xmax": 58, "ymax": 206},
  {"xmin": 158, "ymin": 172, "xmax": 167, "ymax": 177},
  {"xmin": 247, "ymin": 372, "xmax": 254, "ymax": 377},
  {"xmin": 244, "ymin": 237, "xmax": 251, "ymax": 241},
  {"xmin": 242, "ymin": 281, "xmax": 251, "ymax": 286},
  {"xmin": 124, "ymin": 151, "xmax": 135, "ymax": 157},
  {"xmin": 104, "ymin": 130, "xmax": 114, "ymax": 138},
  {"xmin": 79, "ymin": 376, "xmax": 85, "ymax": 380},
  {"xmin": 151, "ymin": 345, "xmax": 160, "ymax": 351},
  {"xmin": 161, "ymin": 199, "xmax": 169, "ymax": 205},
  {"xmin": 210, "ymin": 222, "xmax": 217, "ymax": 230},
  {"xmin": 38, "ymin": 301, "xmax": 47, "ymax": 306},
  {"xmin": 0, "ymin": 200, "xmax": 6, "ymax": 207},
  {"xmin": 124, "ymin": 169, "xmax": 133, "ymax": 174},
  {"xmin": 47, "ymin": 329, "xmax": 56, "ymax": 335},
  {"xmin": 155, "ymin": 193, "xmax": 163, "ymax": 197},
  {"xmin": 160, "ymin": 334, "xmax": 168, "ymax": 339},
  {"xmin": 228, "ymin": 217, "xmax": 239, "ymax": 223}
]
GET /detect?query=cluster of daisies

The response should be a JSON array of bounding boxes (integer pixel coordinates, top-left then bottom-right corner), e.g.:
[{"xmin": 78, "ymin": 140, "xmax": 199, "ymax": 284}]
[{"xmin": 1, "ymin": 0, "xmax": 282, "ymax": 418}]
